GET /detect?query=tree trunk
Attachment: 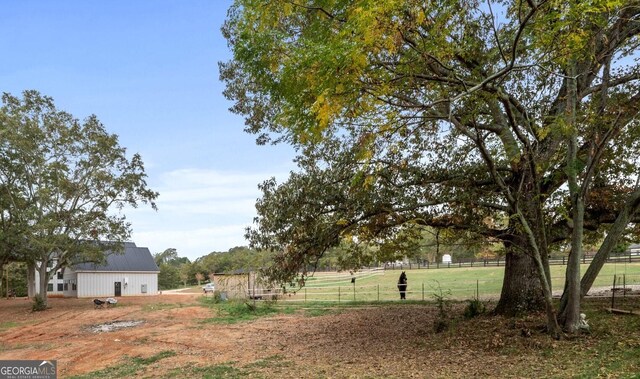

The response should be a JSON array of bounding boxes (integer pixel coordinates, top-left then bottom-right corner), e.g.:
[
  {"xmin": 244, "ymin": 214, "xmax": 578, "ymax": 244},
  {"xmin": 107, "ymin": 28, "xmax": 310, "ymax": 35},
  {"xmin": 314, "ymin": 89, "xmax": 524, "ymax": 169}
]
[
  {"xmin": 27, "ymin": 261, "xmax": 36, "ymax": 298},
  {"xmin": 559, "ymin": 188, "xmax": 640, "ymax": 317},
  {"xmin": 562, "ymin": 58, "xmax": 583, "ymax": 333},
  {"xmin": 0, "ymin": 263, "xmax": 4, "ymax": 297},
  {"xmin": 494, "ymin": 248, "xmax": 545, "ymax": 316},
  {"xmin": 36, "ymin": 262, "xmax": 49, "ymax": 308},
  {"xmin": 562, "ymin": 197, "xmax": 584, "ymax": 332}
]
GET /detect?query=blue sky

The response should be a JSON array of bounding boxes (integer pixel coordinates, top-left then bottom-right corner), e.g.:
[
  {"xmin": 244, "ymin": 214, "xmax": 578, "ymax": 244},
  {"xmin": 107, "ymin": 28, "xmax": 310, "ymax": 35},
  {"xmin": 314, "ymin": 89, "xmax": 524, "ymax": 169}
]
[{"xmin": 0, "ymin": 1, "xmax": 296, "ymax": 261}]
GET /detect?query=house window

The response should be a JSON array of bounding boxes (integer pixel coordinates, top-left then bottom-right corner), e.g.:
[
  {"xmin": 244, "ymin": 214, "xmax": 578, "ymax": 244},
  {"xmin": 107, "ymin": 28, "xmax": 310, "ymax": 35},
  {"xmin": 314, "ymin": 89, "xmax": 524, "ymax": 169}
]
[
  {"xmin": 64, "ymin": 283, "xmax": 68, "ymax": 291},
  {"xmin": 57, "ymin": 283, "xmax": 63, "ymax": 292},
  {"xmin": 141, "ymin": 284, "xmax": 147, "ymax": 293},
  {"xmin": 47, "ymin": 283, "xmax": 53, "ymax": 292},
  {"xmin": 57, "ymin": 271, "xmax": 63, "ymax": 279},
  {"xmin": 72, "ymin": 282, "xmax": 77, "ymax": 291}
]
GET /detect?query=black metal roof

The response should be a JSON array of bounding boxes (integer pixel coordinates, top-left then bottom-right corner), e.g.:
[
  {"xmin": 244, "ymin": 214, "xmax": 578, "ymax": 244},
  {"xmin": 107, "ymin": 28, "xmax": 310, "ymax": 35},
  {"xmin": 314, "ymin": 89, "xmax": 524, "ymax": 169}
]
[{"xmin": 74, "ymin": 242, "xmax": 159, "ymax": 272}]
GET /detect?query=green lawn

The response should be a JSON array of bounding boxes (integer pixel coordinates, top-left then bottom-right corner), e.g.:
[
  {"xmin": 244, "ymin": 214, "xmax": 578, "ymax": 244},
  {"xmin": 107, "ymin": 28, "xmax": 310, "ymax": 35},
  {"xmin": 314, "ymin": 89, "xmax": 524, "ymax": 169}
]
[{"xmin": 288, "ymin": 263, "xmax": 640, "ymax": 302}]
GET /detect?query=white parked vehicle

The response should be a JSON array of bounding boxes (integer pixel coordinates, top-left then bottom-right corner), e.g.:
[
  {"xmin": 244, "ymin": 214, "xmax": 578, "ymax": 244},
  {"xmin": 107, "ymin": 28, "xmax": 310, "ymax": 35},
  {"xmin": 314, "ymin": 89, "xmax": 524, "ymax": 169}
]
[{"xmin": 202, "ymin": 283, "xmax": 215, "ymax": 293}]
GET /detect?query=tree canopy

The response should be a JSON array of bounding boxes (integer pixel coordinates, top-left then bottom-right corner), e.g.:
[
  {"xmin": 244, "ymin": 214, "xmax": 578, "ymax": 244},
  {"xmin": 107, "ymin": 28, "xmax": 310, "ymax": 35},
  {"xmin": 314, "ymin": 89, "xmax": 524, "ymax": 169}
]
[
  {"xmin": 222, "ymin": 0, "xmax": 640, "ymax": 333},
  {"xmin": 197, "ymin": 246, "xmax": 273, "ymax": 274},
  {"xmin": 0, "ymin": 90, "xmax": 158, "ymax": 306}
]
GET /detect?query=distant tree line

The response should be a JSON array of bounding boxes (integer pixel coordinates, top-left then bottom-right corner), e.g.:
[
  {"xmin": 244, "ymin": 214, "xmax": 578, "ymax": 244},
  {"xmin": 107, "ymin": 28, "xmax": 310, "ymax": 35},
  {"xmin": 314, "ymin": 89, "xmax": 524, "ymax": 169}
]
[{"xmin": 154, "ymin": 246, "xmax": 274, "ymax": 290}]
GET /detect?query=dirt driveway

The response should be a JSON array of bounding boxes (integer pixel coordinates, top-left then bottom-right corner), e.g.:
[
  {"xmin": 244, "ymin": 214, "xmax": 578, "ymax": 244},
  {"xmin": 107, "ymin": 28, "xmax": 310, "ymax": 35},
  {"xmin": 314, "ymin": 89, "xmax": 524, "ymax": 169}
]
[{"xmin": 0, "ymin": 295, "xmax": 263, "ymax": 376}]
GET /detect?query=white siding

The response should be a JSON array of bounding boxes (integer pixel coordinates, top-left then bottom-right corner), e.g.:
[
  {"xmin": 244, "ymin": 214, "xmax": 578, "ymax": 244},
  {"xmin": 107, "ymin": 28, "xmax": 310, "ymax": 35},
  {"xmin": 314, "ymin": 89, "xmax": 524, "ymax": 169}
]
[
  {"xmin": 33, "ymin": 263, "xmax": 66, "ymax": 297},
  {"xmin": 77, "ymin": 272, "xmax": 158, "ymax": 298},
  {"xmin": 62, "ymin": 268, "xmax": 78, "ymax": 297}
]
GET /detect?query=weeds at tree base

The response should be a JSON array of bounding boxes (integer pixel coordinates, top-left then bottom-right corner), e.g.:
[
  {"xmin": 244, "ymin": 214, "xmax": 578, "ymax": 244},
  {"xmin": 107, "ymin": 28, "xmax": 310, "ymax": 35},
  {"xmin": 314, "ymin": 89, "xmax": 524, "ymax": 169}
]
[{"xmin": 31, "ymin": 294, "xmax": 46, "ymax": 312}]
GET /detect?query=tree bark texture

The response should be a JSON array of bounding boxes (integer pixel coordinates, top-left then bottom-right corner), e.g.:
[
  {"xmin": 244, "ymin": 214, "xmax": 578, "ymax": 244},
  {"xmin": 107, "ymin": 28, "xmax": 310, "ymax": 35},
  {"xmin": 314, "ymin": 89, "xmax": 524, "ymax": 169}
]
[
  {"xmin": 36, "ymin": 262, "xmax": 49, "ymax": 307},
  {"xmin": 494, "ymin": 249, "xmax": 545, "ymax": 316},
  {"xmin": 562, "ymin": 197, "xmax": 584, "ymax": 332},
  {"xmin": 27, "ymin": 262, "xmax": 36, "ymax": 298}
]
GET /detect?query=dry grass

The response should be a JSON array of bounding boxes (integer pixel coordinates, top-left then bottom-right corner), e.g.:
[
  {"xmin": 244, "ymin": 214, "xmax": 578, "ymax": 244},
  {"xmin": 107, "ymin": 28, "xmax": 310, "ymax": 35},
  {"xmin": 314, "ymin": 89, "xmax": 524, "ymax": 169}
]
[{"xmin": 1, "ymin": 295, "xmax": 639, "ymax": 378}]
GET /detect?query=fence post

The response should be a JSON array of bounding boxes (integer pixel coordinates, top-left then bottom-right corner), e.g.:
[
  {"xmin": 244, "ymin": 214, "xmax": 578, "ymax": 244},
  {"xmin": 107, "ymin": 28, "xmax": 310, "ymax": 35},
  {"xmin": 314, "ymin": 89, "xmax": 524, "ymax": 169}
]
[
  {"xmin": 353, "ymin": 282, "xmax": 356, "ymax": 302},
  {"xmin": 304, "ymin": 288, "xmax": 307, "ymax": 303},
  {"xmin": 611, "ymin": 275, "xmax": 617, "ymax": 309},
  {"xmin": 377, "ymin": 284, "xmax": 379, "ymax": 302},
  {"xmin": 623, "ymin": 274, "xmax": 626, "ymax": 306},
  {"xmin": 422, "ymin": 282, "xmax": 424, "ymax": 301},
  {"xmin": 338, "ymin": 286, "xmax": 341, "ymax": 303}
]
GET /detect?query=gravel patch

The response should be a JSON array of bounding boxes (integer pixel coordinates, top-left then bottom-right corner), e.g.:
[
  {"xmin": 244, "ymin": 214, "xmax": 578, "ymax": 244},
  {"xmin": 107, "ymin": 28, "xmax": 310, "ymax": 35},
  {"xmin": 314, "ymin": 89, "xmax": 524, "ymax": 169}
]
[{"xmin": 89, "ymin": 320, "xmax": 144, "ymax": 333}]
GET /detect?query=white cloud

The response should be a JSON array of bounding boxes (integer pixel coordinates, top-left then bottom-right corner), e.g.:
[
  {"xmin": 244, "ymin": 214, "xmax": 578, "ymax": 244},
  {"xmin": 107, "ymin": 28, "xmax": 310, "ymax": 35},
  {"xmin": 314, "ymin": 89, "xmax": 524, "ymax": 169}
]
[{"xmin": 124, "ymin": 168, "xmax": 290, "ymax": 261}]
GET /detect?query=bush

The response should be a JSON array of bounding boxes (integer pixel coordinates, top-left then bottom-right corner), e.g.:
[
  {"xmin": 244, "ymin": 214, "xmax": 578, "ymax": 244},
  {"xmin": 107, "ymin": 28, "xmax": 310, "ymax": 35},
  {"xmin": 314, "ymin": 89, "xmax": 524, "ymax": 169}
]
[
  {"xmin": 32, "ymin": 294, "xmax": 47, "ymax": 312},
  {"xmin": 464, "ymin": 298, "xmax": 486, "ymax": 319},
  {"xmin": 431, "ymin": 281, "xmax": 452, "ymax": 333}
]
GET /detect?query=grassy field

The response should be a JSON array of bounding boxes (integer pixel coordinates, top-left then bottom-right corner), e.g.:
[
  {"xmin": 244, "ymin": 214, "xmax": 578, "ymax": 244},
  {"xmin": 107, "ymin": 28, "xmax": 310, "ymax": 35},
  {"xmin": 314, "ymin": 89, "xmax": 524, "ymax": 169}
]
[{"xmin": 288, "ymin": 263, "xmax": 640, "ymax": 302}]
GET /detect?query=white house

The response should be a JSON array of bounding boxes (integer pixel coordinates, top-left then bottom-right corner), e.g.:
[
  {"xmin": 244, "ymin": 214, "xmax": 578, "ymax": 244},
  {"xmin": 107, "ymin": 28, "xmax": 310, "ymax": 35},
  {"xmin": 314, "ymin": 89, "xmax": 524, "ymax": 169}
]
[{"xmin": 36, "ymin": 242, "xmax": 159, "ymax": 298}]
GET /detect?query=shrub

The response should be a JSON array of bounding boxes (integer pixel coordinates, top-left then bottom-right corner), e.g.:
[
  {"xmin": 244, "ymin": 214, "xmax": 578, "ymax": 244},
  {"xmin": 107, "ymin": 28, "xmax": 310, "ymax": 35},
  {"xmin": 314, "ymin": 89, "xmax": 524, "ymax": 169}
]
[
  {"xmin": 32, "ymin": 294, "xmax": 47, "ymax": 312},
  {"xmin": 464, "ymin": 298, "xmax": 486, "ymax": 319},
  {"xmin": 431, "ymin": 281, "xmax": 452, "ymax": 333}
]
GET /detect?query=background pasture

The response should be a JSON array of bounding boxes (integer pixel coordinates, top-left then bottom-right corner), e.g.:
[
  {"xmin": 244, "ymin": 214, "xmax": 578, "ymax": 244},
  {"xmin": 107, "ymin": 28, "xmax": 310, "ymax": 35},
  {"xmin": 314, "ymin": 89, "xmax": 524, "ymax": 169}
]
[{"xmin": 281, "ymin": 263, "xmax": 640, "ymax": 302}]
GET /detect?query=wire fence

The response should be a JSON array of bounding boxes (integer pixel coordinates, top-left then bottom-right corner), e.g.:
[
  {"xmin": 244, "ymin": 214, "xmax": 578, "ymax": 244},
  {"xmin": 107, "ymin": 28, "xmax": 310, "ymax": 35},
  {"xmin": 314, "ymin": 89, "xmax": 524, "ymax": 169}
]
[
  {"xmin": 274, "ymin": 267, "xmax": 640, "ymax": 303},
  {"xmin": 281, "ymin": 283, "xmax": 453, "ymax": 302}
]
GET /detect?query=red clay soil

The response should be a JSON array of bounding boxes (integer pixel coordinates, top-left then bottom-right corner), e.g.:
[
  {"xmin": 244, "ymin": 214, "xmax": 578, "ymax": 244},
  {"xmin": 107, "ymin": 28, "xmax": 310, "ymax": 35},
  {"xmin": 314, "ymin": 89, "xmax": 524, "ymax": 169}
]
[{"xmin": 0, "ymin": 295, "xmax": 629, "ymax": 378}]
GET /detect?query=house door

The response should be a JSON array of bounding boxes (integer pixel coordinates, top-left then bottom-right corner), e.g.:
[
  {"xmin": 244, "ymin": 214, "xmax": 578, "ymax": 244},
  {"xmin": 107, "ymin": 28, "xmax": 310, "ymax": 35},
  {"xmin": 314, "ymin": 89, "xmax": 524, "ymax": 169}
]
[{"xmin": 114, "ymin": 282, "xmax": 121, "ymax": 297}]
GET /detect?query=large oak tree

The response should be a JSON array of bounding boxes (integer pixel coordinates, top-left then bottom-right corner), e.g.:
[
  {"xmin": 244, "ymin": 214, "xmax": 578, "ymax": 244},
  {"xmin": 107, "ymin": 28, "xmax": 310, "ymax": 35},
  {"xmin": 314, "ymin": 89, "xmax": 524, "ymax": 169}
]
[
  {"xmin": 0, "ymin": 91, "xmax": 158, "ymax": 308},
  {"xmin": 221, "ymin": 0, "xmax": 640, "ymax": 334}
]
